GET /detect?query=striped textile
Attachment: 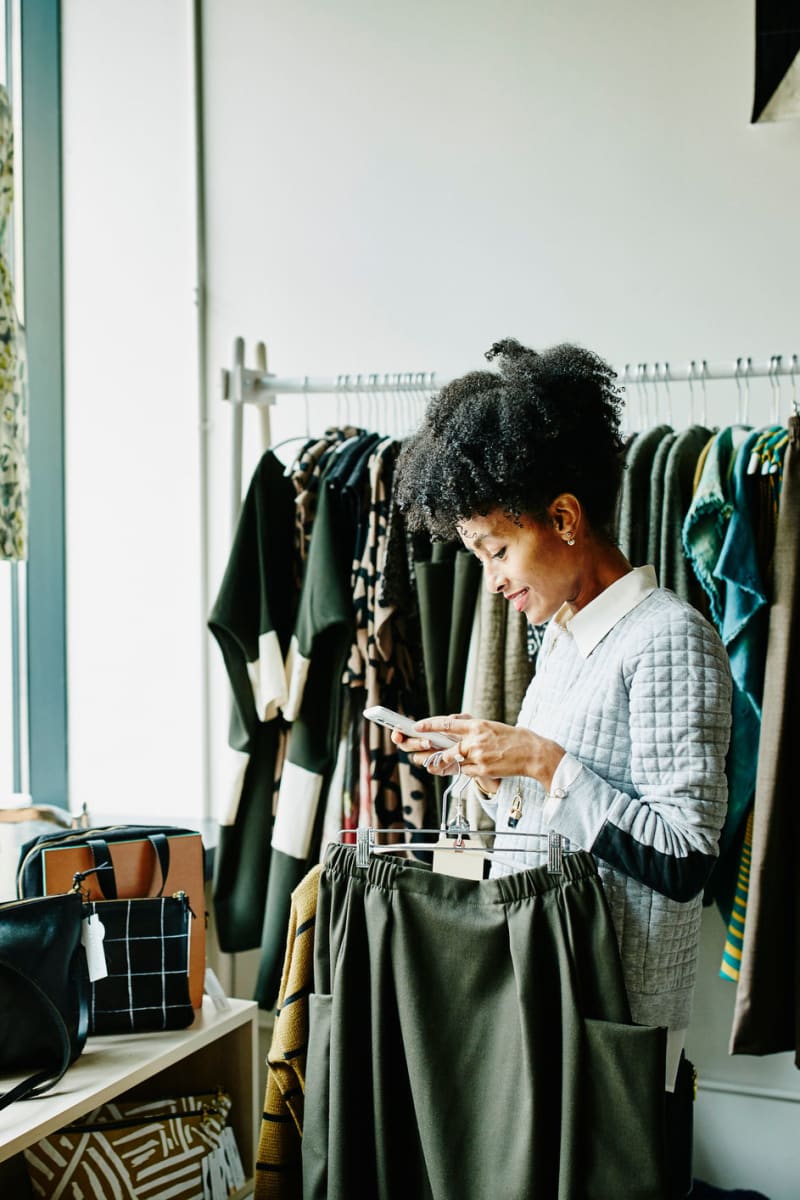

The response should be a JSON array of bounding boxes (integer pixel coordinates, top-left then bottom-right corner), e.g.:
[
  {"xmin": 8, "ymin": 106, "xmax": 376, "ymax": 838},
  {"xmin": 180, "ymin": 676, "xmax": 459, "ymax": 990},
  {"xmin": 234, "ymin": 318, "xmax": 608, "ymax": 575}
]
[
  {"xmin": 720, "ymin": 810, "xmax": 754, "ymax": 982},
  {"xmin": 24, "ymin": 1091, "xmax": 235, "ymax": 1199},
  {"xmin": 255, "ymin": 864, "xmax": 321, "ymax": 1200}
]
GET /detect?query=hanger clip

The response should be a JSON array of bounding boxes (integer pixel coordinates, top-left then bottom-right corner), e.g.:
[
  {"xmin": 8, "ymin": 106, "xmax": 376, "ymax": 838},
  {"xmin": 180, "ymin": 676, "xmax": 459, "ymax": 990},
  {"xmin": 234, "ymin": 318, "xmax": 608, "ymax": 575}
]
[
  {"xmin": 547, "ymin": 832, "xmax": 569, "ymax": 875},
  {"xmin": 356, "ymin": 826, "xmax": 372, "ymax": 869}
]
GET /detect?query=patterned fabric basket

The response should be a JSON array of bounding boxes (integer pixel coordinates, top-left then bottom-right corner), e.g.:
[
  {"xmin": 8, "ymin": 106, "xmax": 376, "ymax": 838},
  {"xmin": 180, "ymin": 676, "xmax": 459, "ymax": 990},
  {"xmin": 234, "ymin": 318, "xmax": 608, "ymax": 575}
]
[{"xmin": 24, "ymin": 1089, "xmax": 246, "ymax": 1200}]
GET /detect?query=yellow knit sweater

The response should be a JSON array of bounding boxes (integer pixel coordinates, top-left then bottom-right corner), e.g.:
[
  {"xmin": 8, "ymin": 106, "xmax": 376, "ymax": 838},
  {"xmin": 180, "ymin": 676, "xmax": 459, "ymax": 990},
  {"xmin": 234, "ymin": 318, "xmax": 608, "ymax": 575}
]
[{"xmin": 254, "ymin": 864, "xmax": 322, "ymax": 1200}]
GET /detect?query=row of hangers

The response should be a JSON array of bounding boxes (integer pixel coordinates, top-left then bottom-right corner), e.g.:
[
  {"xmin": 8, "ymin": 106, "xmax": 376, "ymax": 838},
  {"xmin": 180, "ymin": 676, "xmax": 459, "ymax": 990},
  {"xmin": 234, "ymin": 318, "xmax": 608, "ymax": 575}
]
[{"xmin": 621, "ymin": 354, "xmax": 800, "ymax": 430}]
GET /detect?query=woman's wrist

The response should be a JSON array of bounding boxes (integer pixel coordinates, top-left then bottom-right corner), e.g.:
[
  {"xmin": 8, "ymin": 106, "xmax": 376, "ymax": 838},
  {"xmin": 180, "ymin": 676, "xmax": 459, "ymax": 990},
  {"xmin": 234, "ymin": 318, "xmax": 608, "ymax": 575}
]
[{"xmin": 529, "ymin": 736, "xmax": 567, "ymax": 793}]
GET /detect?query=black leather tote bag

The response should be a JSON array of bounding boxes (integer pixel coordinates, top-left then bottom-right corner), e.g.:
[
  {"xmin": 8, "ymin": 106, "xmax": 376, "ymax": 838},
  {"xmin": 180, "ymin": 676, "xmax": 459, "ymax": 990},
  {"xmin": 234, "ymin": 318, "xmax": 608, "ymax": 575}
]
[{"xmin": 0, "ymin": 890, "xmax": 89, "ymax": 1110}]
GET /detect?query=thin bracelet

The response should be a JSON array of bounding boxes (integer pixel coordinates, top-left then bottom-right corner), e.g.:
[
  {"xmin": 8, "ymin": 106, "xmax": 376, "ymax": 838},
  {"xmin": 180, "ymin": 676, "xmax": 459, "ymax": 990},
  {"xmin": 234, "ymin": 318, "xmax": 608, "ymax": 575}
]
[{"xmin": 473, "ymin": 777, "xmax": 499, "ymax": 799}]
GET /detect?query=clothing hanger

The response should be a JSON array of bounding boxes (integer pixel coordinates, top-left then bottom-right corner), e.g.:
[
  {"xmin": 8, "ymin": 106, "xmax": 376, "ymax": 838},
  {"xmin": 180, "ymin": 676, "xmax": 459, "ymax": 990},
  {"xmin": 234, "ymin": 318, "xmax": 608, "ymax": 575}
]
[
  {"xmin": 653, "ymin": 362, "xmax": 674, "ymax": 428},
  {"xmin": 735, "ymin": 357, "xmax": 748, "ymax": 426},
  {"xmin": 337, "ymin": 759, "xmax": 572, "ymax": 875},
  {"xmin": 769, "ymin": 354, "xmax": 782, "ymax": 425}
]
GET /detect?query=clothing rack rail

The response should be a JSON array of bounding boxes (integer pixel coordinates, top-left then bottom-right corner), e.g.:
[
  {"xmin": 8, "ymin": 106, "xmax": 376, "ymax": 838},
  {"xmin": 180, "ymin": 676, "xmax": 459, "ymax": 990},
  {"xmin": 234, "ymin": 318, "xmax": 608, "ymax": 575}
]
[{"xmin": 222, "ymin": 337, "xmax": 800, "ymax": 522}]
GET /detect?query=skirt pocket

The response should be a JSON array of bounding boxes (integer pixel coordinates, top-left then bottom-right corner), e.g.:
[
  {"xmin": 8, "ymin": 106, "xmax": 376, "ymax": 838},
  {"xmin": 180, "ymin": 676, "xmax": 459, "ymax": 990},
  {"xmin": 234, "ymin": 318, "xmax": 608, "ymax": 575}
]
[{"xmin": 574, "ymin": 1018, "xmax": 669, "ymax": 1200}]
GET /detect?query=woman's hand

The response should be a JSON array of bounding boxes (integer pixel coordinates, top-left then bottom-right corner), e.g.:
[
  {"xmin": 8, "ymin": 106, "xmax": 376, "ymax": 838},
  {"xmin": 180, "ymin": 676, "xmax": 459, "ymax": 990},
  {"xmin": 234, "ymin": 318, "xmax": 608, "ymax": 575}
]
[{"xmin": 391, "ymin": 713, "xmax": 566, "ymax": 793}]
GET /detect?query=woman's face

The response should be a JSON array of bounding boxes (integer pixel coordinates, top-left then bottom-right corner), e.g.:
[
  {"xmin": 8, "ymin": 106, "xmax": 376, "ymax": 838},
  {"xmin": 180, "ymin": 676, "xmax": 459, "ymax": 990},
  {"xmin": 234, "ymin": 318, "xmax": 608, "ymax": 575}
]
[{"xmin": 457, "ymin": 506, "xmax": 578, "ymax": 625}]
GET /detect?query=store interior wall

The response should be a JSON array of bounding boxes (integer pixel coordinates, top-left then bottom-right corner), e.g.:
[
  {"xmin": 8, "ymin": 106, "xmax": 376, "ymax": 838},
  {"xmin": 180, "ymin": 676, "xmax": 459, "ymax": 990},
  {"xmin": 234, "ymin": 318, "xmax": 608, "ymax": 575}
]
[{"xmin": 61, "ymin": 2, "xmax": 800, "ymax": 1195}]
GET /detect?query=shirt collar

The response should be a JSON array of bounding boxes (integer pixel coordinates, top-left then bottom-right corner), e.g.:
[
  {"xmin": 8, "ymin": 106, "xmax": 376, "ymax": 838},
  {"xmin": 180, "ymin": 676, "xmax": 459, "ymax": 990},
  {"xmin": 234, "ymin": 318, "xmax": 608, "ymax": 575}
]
[{"xmin": 553, "ymin": 565, "xmax": 658, "ymax": 658}]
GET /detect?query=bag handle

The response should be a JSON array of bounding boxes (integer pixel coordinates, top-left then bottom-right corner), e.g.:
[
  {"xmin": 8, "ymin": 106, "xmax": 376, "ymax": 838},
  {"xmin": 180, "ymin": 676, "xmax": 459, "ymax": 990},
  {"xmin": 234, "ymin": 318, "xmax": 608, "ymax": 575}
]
[
  {"xmin": 0, "ymin": 955, "xmax": 88, "ymax": 1111},
  {"xmin": 85, "ymin": 833, "xmax": 171, "ymax": 900}
]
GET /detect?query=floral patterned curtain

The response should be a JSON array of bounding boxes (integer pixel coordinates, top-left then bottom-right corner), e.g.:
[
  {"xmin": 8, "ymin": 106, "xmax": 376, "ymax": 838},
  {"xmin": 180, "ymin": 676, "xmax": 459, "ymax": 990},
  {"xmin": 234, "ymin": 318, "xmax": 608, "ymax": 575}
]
[{"xmin": 0, "ymin": 82, "xmax": 28, "ymax": 561}]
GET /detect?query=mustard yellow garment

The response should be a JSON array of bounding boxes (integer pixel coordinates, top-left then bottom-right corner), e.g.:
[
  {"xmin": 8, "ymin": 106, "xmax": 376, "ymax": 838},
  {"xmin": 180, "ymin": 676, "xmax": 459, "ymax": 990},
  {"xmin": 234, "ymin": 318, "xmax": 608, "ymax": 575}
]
[{"xmin": 255, "ymin": 864, "xmax": 322, "ymax": 1200}]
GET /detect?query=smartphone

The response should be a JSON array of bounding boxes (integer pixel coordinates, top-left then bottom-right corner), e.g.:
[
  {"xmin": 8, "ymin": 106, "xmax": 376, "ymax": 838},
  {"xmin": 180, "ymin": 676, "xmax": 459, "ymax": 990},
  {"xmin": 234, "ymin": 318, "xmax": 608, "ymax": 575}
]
[{"xmin": 363, "ymin": 705, "xmax": 458, "ymax": 750}]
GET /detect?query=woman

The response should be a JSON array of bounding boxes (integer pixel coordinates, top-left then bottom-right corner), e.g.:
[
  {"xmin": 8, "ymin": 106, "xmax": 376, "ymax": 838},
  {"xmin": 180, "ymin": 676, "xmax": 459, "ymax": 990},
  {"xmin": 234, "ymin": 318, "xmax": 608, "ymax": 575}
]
[{"xmin": 391, "ymin": 338, "xmax": 733, "ymax": 1094}]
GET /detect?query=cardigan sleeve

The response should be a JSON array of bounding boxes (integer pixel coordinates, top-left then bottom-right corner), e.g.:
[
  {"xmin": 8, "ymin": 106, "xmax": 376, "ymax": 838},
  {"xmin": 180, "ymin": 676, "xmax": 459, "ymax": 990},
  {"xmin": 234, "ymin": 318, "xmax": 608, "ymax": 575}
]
[{"xmin": 545, "ymin": 611, "xmax": 733, "ymax": 902}]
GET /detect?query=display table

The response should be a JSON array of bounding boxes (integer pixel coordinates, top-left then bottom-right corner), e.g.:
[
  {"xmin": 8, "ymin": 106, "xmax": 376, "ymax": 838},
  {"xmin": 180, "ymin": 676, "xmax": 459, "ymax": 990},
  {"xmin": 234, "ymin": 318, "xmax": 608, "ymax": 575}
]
[{"xmin": 0, "ymin": 997, "xmax": 258, "ymax": 1196}]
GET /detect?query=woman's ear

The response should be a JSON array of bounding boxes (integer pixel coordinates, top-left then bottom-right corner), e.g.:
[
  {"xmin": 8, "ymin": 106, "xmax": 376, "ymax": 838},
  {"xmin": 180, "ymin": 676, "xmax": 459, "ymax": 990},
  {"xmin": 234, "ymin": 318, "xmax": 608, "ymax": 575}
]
[{"xmin": 548, "ymin": 493, "xmax": 582, "ymax": 540}]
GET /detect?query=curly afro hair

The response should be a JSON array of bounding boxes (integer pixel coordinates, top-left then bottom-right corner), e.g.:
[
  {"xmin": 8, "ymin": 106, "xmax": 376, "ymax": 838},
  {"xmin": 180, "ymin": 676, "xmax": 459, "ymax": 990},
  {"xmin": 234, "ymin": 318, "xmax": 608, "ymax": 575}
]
[{"xmin": 393, "ymin": 338, "xmax": 625, "ymax": 541}]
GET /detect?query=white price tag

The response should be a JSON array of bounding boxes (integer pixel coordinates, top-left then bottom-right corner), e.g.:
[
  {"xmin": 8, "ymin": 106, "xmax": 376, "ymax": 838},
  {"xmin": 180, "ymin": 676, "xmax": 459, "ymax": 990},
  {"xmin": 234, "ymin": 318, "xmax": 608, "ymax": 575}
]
[
  {"xmin": 80, "ymin": 911, "xmax": 108, "ymax": 982},
  {"xmin": 221, "ymin": 1126, "xmax": 246, "ymax": 1188},
  {"xmin": 432, "ymin": 836, "xmax": 487, "ymax": 880},
  {"xmin": 204, "ymin": 967, "xmax": 231, "ymax": 1012}
]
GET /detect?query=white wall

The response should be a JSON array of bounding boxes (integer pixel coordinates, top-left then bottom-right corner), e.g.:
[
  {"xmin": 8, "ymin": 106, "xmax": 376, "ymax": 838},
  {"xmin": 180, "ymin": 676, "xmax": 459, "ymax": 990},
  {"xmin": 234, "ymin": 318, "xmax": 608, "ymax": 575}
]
[{"xmin": 61, "ymin": 1, "xmax": 800, "ymax": 1194}]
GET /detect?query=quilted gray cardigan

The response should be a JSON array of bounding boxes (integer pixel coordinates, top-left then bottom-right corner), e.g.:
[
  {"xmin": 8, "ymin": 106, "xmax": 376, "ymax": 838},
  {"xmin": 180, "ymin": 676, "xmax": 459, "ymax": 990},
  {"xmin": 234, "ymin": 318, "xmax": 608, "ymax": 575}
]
[{"xmin": 482, "ymin": 587, "xmax": 733, "ymax": 1031}]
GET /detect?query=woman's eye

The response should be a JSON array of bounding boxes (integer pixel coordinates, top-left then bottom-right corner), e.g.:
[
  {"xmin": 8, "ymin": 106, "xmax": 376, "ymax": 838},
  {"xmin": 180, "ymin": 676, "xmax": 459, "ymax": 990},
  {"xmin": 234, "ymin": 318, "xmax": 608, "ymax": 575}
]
[{"xmin": 492, "ymin": 548, "xmax": 506, "ymax": 560}]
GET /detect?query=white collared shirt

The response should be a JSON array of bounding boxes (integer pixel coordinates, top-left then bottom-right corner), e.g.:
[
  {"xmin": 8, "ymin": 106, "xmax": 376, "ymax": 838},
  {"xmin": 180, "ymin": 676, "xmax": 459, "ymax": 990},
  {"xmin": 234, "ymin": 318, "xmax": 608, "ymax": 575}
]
[{"xmin": 553, "ymin": 564, "xmax": 658, "ymax": 658}]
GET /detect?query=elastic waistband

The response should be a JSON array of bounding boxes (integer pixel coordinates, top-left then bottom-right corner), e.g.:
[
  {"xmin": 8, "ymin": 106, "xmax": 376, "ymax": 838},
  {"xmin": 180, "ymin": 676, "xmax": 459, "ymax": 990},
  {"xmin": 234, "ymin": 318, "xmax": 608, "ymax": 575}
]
[{"xmin": 322, "ymin": 842, "xmax": 599, "ymax": 905}]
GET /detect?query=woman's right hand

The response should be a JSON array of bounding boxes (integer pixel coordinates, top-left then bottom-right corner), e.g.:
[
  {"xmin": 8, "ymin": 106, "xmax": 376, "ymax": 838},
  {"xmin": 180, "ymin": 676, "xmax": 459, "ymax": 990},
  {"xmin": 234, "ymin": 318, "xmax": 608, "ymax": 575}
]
[{"xmin": 390, "ymin": 713, "xmax": 500, "ymax": 794}]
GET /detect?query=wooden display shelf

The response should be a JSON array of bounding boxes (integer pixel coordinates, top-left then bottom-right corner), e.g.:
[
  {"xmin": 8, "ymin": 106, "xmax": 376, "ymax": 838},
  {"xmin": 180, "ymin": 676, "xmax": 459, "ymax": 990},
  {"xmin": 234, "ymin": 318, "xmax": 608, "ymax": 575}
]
[{"xmin": 0, "ymin": 997, "xmax": 258, "ymax": 1195}]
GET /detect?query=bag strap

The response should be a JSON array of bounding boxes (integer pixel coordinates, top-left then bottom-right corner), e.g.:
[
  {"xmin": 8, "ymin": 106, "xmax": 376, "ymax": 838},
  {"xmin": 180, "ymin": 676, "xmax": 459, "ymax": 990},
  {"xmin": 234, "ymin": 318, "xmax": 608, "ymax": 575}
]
[
  {"xmin": 0, "ymin": 955, "xmax": 88, "ymax": 1111},
  {"xmin": 86, "ymin": 833, "xmax": 171, "ymax": 900}
]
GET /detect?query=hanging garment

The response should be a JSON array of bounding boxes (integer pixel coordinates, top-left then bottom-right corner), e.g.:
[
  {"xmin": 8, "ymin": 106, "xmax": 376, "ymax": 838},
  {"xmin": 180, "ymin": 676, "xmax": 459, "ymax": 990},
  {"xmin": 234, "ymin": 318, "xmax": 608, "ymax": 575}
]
[
  {"xmin": 343, "ymin": 439, "xmax": 434, "ymax": 834},
  {"xmin": 716, "ymin": 427, "xmax": 787, "ymax": 973},
  {"xmin": 0, "ymin": 84, "xmax": 28, "ymax": 562},
  {"xmin": 646, "ymin": 430, "xmax": 678, "ymax": 574},
  {"xmin": 703, "ymin": 428, "xmax": 784, "ymax": 924},
  {"xmin": 208, "ymin": 450, "xmax": 298, "ymax": 953},
  {"xmin": 412, "ymin": 540, "xmax": 481, "ymax": 819},
  {"xmin": 291, "ymin": 428, "xmax": 360, "ymax": 565},
  {"xmin": 425, "ymin": 547, "xmax": 483, "ymax": 711},
  {"xmin": 729, "ymin": 416, "xmax": 800, "ymax": 1059},
  {"xmin": 616, "ymin": 424, "xmax": 672, "ymax": 566},
  {"xmin": 659, "ymin": 425, "xmax": 713, "ymax": 610},
  {"xmin": 303, "ymin": 844, "xmax": 669, "ymax": 1200},
  {"xmin": 256, "ymin": 434, "xmax": 378, "ymax": 1007},
  {"xmin": 682, "ymin": 426, "xmax": 751, "ymax": 628},
  {"xmin": 255, "ymin": 864, "xmax": 321, "ymax": 1200},
  {"xmin": 461, "ymin": 587, "xmax": 532, "ymax": 726}
]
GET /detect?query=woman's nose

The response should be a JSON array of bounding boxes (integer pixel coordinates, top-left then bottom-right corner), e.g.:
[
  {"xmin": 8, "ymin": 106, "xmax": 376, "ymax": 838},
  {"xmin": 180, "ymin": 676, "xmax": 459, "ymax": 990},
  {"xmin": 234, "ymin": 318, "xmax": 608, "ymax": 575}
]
[{"xmin": 483, "ymin": 561, "xmax": 507, "ymax": 594}]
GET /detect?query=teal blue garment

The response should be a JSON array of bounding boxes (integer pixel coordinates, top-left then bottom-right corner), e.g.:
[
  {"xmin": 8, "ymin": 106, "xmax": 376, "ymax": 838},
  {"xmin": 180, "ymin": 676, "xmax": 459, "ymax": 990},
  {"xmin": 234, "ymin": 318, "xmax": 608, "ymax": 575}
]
[
  {"xmin": 681, "ymin": 426, "xmax": 749, "ymax": 627},
  {"xmin": 681, "ymin": 427, "xmax": 749, "ymax": 919},
  {"xmin": 700, "ymin": 428, "xmax": 784, "ymax": 921},
  {"xmin": 715, "ymin": 427, "xmax": 783, "ymax": 717}
]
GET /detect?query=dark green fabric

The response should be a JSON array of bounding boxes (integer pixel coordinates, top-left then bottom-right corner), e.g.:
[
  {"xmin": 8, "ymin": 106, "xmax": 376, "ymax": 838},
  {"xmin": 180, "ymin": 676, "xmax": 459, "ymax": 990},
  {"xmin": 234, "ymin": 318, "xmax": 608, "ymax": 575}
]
[
  {"xmin": 208, "ymin": 451, "xmax": 297, "ymax": 953},
  {"xmin": 617, "ymin": 425, "xmax": 673, "ymax": 568},
  {"xmin": 212, "ymin": 723, "xmax": 281, "ymax": 953},
  {"xmin": 208, "ymin": 450, "xmax": 297, "ymax": 753},
  {"xmin": 256, "ymin": 441, "xmax": 373, "ymax": 1007},
  {"xmin": 647, "ymin": 432, "xmax": 678, "ymax": 573},
  {"xmin": 414, "ymin": 554, "xmax": 454, "ymax": 717},
  {"xmin": 304, "ymin": 846, "xmax": 669, "ymax": 1200},
  {"xmin": 660, "ymin": 426, "xmax": 713, "ymax": 610},
  {"xmin": 446, "ymin": 551, "xmax": 481, "ymax": 712}
]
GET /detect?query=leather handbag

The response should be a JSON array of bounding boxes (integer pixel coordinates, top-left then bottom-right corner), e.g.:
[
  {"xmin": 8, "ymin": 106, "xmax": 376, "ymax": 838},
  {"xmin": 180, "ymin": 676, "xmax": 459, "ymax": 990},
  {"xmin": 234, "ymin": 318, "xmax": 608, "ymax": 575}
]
[
  {"xmin": 23, "ymin": 1088, "xmax": 246, "ymax": 1200},
  {"xmin": 17, "ymin": 822, "xmax": 206, "ymax": 1008},
  {"xmin": 71, "ymin": 836, "xmax": 196, "ymax": 1035},
  {"xmin": 0, "ymin": 890, "xmax": 89, "ymax": 1110}
]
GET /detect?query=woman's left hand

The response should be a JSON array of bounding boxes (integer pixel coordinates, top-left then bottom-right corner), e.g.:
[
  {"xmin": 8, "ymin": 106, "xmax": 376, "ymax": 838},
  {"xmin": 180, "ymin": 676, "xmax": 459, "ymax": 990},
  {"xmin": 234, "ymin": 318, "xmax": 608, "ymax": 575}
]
[{"xmin": 410, "ymin": 714, "xmax": 566, "ymax": 793}]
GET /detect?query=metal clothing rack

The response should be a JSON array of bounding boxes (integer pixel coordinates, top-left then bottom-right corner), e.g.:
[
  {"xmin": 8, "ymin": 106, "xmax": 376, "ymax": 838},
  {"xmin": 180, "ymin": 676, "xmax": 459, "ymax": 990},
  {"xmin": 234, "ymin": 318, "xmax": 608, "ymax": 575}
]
[{"xmin": 221, "ymin": 337, "xmax": 800, "ymax": 523}]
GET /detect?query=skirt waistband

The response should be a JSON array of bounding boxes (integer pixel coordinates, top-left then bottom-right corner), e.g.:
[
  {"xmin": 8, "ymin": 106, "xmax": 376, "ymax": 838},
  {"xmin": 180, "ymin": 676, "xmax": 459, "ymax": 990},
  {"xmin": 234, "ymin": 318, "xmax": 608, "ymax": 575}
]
[{"xmin": 322, "ymin": 840, "xmax": 599, "ymax": 905}]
